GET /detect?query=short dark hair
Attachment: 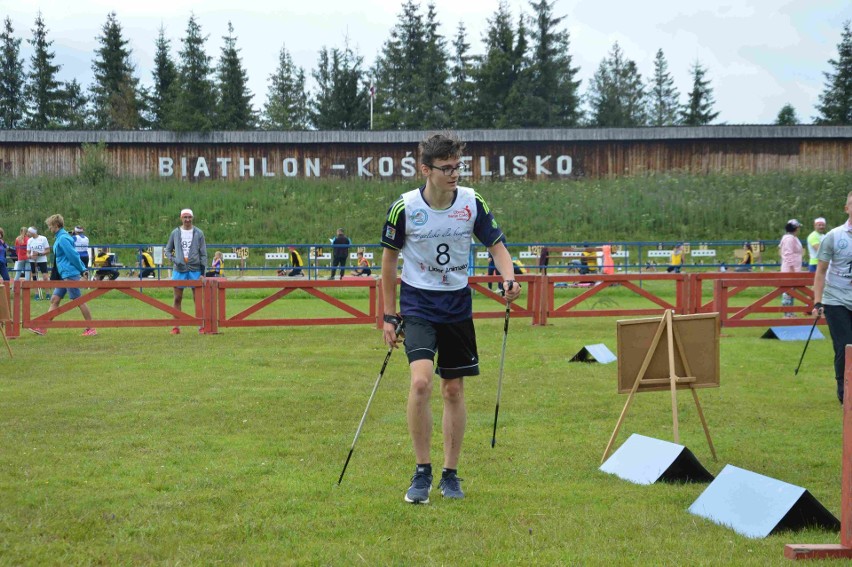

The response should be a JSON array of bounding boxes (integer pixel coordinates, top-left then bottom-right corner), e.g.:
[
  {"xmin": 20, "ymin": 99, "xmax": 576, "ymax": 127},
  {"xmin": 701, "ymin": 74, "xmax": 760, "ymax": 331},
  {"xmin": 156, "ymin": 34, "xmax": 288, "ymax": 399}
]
[{"xmin": 419, "ymin": 132, "xmax": 465, "ymax": 165}]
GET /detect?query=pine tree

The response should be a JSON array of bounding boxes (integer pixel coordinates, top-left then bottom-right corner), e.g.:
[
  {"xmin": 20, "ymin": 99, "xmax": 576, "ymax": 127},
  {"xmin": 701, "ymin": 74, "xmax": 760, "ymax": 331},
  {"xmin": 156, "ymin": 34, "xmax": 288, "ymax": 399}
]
[
  {"xmin": 586, "ymin": 42, "xmax": 647, "ymax": 127},
  {"xmin": 815, "ymin": 20, "xmax": 852, "ymax": 125},
  {"xmin": 262, "ymin": 44, "xmax": 309, "ymax": 130},
  {"xmin": 681, "ymin": 60, "xmax": 719, "ymax": 126},
  {"xmin": 90, "ymin": 12, "xmax": 141, "ymax": 129},
  {"xmin": 215, "ymin": 21, "xmax": 255, "ymax": 130},
  {"xmin": 474, "ymin": 1, "xmax": 525, "ymax": 128},
  {"xmin": 23, "ymin": 12, "xmax": 67, "ymax": 129},
  {"xmin": 310, "ymin": 43, "xmax": 369, "ymax": 130},
  {"xmin": 169, "ymin": 14, "xmax": 216, "ymax": 132},
  {"xmin": 149, "ymin": 27, "xmax": 177, "ymax": 130},
  {"xmin": 449, "ymin": 23, "xmax": 476, "ymax": 126},
  {"xmin": 0, "ymin": 17, "xmax": 26, "ymax": 129},
  {"xmin": 648, "ymin": 48, "xmax": 680, "ymax": 126},
  {"xmin": 775, "ymin": 103, "xmax": 799, "ymax": 125},
  {"xmin": 519, "ymin": 0, "xmax": 581, "ymax": 127}
]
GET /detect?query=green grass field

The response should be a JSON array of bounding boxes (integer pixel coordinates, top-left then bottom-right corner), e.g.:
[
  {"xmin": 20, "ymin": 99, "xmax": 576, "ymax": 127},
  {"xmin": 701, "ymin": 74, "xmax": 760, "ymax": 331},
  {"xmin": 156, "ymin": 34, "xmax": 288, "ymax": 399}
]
[{"xmin": 0, "ymin": 285, "xmax": 844, "ymax": 564}]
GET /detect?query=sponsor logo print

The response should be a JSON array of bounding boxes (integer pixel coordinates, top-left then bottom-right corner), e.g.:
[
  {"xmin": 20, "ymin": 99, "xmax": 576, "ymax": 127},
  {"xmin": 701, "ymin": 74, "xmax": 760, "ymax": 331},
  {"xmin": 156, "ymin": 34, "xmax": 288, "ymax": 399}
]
[
  {"xmin": 385, "ymin": 225, "xmax": 396, "ymax": 240},
  {"xmin": 411, "ymin": 208, "xmax": 429, "ymax": 226},
  {"xmin": 448, "ymin": 205, "xmax": 472, "ymax": 222}
]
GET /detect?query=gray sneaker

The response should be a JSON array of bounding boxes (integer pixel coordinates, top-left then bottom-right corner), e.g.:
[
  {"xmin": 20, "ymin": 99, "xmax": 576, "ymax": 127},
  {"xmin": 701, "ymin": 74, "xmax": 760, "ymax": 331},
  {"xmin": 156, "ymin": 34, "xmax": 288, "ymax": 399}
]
[
  {"xmin": 439, "ymin": 471, "xmax": 464, "ymax": 499},
  {"xmin": 404, "ymin": 466, "xmax": 432, "ymax": 504}
]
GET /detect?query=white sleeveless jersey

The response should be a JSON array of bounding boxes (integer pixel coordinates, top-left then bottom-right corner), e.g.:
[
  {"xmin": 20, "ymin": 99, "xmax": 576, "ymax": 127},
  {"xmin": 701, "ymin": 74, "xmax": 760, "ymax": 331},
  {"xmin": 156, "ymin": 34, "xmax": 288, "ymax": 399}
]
[
  {"xmin": 400, "ymin": 186, "xmax": 477, "ymax": 291},
  {"xmin": 74, "ymin": 234, "xmax": 90, "ymax": 255}
]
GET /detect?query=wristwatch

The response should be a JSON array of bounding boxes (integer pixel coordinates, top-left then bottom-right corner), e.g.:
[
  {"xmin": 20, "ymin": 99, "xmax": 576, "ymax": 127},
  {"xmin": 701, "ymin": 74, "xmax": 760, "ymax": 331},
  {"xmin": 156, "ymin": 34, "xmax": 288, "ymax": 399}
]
[
  {"xmin": 383, "ymin": 314, "xmax": 402, "ymax": 326},
  {"xmin": 814, "ymin": 302, "xmax": 824, "ymax": 310}
]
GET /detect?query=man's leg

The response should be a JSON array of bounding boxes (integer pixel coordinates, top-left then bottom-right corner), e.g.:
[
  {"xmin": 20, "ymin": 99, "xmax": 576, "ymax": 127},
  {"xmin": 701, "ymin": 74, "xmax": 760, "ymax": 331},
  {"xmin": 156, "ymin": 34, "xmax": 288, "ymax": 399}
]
[
  {"xmin": 441, "ymin": 377, "xmax": 465, "ymax": 469},
  {"xmin": 173, "ymin": 287, "xmax": 184, "ymax": 311},
  {"xmin": 822, "ymin": 304, "xmax": 852, "ymax": 403},
  {"xmin": 408, "ymin": 359, "xmax": 434, "ymax": 464}
]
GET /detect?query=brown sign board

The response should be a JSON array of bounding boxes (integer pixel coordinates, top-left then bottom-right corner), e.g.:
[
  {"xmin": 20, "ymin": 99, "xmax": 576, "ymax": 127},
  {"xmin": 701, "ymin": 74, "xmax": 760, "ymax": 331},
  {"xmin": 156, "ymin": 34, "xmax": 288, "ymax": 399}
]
[{"xmin": 616, "ymin": 313, "xmax": 720, "ymax": 394}]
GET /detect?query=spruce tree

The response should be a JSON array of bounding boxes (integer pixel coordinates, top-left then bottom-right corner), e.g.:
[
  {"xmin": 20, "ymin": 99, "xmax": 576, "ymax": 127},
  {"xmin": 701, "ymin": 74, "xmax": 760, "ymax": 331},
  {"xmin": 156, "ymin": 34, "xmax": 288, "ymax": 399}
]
[
  {"xmin": 23, "ymin": 12, "xmax": 66, "ymax": 129},
  {"xmin": 90, "ymin": 11, "xmax": 141, "ymax": 129},
  {"xmin": 815, "ymin": 21, "xmax": 852, "ymax": 125},
  {"xmin": 310, "ymin": 43, "xmax": 369, "ymax": 130},
  {"xmin": 372, "ymin": 1, "xmax": 425, "ymax": 129},
  {"xmin": 262, "ymin": 44, "xmax": 309, "ymax": 130},
  {"xmin": 0, "ymin": 17, "xmax": 25, "ymax": 129},
  {"xmin": 215, "ymin": 21, "xmax": 255, "ymax": 130},
  {"xmin": 586, "ymin": 42, "xmax": 647, "ymax": 127},
  {"xmin": 64, "ymin": 79, "xmax": 89, "ymax": 129},
  {"xmin": 474, "ymin": 1, "xmax": 524, "ymax": 128},
  {"xmin": 449, "ymin": 23, "xmax": 476, "ymax": 126},
  {"xmin": 520, "ymin": 0, "xmax": 581, "ymax": 127},
  {"xmin": 775, "ymin": 103, "xmax": 799, "ymax": 125},
  {"xmin": 681, "ymin": 60, "xmax": 719, "ymax": 126},
  {"xmin": 169, "ymin": 14, "xmax": 216, "ymax": 132},
  {"xmin": 417, "ymin": 3, "xmax": 451, "ymax": 128},
  {"xmin": 149, "ymin": 27, "xmax": 177, "ymax": 130},
  {"xmin": 648, "ymin": 48, "xmax": 680, "ymax": 126}
]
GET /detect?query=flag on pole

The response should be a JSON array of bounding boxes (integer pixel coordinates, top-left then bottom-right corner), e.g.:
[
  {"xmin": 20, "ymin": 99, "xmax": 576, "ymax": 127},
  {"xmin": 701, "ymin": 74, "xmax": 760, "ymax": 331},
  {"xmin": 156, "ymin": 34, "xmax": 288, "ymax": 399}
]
[{"xmin": 369, "ymin": 83, "xmax": 376, "ymax": 99}]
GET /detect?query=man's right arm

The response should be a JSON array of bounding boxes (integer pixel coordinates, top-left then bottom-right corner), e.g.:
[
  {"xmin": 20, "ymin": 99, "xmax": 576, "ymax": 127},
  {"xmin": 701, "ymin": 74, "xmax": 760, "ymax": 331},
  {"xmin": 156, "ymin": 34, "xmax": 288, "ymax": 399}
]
[{"xmin": 381, "ymin": 247, "xmax": 400, "ymax": 347}]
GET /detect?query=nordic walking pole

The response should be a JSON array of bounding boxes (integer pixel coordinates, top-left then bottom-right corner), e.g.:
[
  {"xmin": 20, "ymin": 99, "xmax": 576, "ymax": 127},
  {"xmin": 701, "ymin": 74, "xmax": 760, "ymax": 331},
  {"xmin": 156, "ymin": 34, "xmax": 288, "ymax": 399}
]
[
  {"xmin": 492, "ymin": 281, "xmax": 514, "ymax": 448},
  {"xmin": 338, "ymin": 320, "xmax": 403, "ymax": 485},
  {"xmin": 794, "ymin": 309, "xmax": 822, "ymax": 376}
]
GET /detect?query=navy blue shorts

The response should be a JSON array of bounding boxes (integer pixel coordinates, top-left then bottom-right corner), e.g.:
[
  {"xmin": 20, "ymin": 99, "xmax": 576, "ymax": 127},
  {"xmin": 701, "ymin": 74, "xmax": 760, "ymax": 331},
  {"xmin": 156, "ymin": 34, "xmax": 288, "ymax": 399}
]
[{"xmin": 402, "ymin": 315, "xmax": 479, "ymax": 379}]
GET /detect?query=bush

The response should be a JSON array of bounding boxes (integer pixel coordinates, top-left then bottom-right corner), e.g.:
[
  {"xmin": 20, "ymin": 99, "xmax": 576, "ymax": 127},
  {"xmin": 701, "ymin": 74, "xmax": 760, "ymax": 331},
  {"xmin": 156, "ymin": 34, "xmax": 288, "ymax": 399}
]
[{"xmin": 78, "ymin": 141, "xmax": 112, "ymax": 185}]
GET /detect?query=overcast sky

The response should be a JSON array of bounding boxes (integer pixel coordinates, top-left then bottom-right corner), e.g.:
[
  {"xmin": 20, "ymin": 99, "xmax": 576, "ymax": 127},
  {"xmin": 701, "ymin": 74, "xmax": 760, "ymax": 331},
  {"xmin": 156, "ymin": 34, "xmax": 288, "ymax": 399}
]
[{"xmin": 3, "ymin": 0, "xmax": 851, "ymax": 125}]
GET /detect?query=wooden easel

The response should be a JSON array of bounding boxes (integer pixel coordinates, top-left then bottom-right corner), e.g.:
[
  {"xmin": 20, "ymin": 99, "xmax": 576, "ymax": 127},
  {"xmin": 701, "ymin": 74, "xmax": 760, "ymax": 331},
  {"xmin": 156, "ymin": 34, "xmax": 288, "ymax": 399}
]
[
  {"xmin": 601, "ymin": 310, "xmax": 716, "ymax": 463},
  {"xmin": 0, "ymin": 284, "xmax": 13, "ymax": 358}
]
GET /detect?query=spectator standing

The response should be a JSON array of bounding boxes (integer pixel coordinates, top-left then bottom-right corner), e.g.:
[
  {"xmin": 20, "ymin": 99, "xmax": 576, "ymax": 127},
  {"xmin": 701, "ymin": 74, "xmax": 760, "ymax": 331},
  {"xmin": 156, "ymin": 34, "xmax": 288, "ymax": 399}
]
[
  {"xmin": 13, "ymin": 227, "xmax": 29, "ymax": 283},
  {"xmin": 28, "ymin": 214, "xmax": 95, "ymax": 336},
  {"xmin": 380, "ymin": 132, "xmax": 522, "ymax": 504},
  {"xmin": 780, "ymin": 219, "xmax": 804, "ymax": 317},
  {"xmin": 0, "ymin": 228, "xmax": 9, "ymax": 281},
  {"xmin": 26, "ymin": 226, "xmax": 50, "ymax": 299},
  {"xmin": 73, "ymin": 226, "xmax": 90, "ymax": 270},
  {"xmin": 807, "ymin": 217, "xmax": 828, "ymax": 273},
  {"xmin": 328, "ymin": 228, "xmax": 351, "ymax": 280},
  {"xmin": 810, "ymin": 193, "xmax": 852, "ymax": 404},
  {"xmin": 165, "ymin": 208, "xmax": 207, "ymax": 334}
]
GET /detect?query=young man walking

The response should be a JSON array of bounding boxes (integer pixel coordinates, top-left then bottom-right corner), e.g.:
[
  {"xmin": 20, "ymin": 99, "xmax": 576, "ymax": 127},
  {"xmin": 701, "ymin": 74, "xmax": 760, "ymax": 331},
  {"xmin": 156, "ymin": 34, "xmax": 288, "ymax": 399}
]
[
  {"xmin": 29, "ymin": 214, "xmax": 96, "ymax": 336},
  {"xmin": 165, "ymin": 208, "xmax": 207, "ymax": 334},
  {"xmin": 380, "ymin": 132, "xmax": 521, "ymax": 504},
  {"xmin": 811, "ymin": 194, "xmax": 852, "ymax": 405}
]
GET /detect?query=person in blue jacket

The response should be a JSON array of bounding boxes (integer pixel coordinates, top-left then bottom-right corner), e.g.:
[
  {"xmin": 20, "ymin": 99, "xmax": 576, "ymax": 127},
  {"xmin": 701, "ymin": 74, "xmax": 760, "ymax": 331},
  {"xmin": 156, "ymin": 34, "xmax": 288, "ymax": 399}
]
[{"xmin": 28, "ymin": 214, "xmax": 96, "ymax": 337}]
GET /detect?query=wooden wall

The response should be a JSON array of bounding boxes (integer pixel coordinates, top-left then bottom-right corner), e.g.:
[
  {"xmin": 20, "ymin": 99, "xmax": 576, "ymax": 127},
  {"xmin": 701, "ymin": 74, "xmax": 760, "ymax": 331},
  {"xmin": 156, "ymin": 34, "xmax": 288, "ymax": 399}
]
[{"xmin": 0, "ymin": 126, "xmax": 850, "ymax": 180}]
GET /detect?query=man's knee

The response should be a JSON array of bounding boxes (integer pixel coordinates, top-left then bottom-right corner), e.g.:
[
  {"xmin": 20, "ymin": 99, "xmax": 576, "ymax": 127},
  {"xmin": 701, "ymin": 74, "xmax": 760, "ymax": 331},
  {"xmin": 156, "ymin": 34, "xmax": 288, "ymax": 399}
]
[{"xmin": 441, "ymin": 378, "xmax": 464, "ymax": 402}]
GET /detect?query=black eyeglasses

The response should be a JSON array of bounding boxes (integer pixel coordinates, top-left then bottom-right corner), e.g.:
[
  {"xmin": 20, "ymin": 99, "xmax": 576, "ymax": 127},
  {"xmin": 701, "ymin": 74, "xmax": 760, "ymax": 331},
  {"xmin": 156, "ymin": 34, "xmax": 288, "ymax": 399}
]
[{"xmin": 426, "ymin": 162, "xmax": 468, "ymax": 176}]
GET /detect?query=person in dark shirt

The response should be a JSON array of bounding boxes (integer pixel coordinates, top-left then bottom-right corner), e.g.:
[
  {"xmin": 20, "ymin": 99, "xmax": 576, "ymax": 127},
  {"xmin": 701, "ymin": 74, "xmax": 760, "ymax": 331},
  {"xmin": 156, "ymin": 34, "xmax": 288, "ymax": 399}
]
[{"xmin": 329, "ymin": 228, "xmax": 351, "ymax": 280}]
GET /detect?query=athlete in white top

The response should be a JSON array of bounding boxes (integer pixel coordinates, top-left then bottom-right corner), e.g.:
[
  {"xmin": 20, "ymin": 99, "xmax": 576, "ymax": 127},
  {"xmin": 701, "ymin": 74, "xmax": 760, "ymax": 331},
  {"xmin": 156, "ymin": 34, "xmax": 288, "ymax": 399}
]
[{"xmin": 380, "ymin": 132, "xmax": 521, "ymax": 504}]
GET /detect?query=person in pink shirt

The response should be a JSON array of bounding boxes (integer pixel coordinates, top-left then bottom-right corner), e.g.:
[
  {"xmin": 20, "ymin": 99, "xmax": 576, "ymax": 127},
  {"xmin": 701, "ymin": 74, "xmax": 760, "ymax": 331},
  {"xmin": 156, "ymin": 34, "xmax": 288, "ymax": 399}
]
[{"xmin": 779, "ymin": 219, "xmax": 803, "ymax": 317}]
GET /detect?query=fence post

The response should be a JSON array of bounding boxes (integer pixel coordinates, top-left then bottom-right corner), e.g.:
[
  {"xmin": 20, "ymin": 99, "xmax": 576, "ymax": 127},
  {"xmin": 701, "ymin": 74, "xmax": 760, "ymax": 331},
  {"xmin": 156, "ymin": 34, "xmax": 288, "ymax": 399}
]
[
  {"xmin": 8, "ymin": 279, "xmax": 20, "ymax": 338},
  {"xmin": 376, "ymin": 278, "xmax": 384, "ymax": 329}
]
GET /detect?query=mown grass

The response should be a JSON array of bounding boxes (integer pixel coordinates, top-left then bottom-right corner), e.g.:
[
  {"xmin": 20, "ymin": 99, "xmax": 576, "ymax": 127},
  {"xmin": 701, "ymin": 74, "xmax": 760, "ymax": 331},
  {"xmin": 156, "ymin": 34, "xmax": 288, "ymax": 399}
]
[
  {"xmin": 1, "ymin": 170, "xmax": 850, "ymax": 246},
  {"xmin": 0, "ymin": 286, "xmax": 843, "ymax": 564}
]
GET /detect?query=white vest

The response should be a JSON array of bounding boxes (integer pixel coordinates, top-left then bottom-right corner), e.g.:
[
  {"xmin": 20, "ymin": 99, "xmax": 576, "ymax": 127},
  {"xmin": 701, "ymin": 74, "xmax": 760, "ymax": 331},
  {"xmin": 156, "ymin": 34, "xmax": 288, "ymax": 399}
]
[{"xmin": 400, "ymin": 187, "xmax": 477, "ymax": 291}]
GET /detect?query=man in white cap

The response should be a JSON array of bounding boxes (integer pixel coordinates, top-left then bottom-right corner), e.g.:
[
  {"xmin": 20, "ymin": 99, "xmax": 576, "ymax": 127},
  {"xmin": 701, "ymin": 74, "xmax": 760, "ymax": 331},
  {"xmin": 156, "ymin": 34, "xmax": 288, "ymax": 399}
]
[
  {"xmin": 164, "ymin": 208, "xmax": 207, "ymax": 334},
  {"xmin": 26, "ymin": 226, "xmax": 50, "ymax": 299},
  {"xmin": 72, "ymin": 226, "xmax": 90, "ymax": 272},
  {"xmin": 807, "ymin": 217, "xmax": 828, "ymax": 273}
]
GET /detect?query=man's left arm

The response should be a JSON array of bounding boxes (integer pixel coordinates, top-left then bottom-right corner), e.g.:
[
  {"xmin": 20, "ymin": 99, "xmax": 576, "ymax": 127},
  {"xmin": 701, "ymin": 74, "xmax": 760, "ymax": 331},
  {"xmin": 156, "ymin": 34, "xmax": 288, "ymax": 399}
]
[
  {"xmin": 488, "ymin": 242, "xmax": 521, "ymax": 302},
  {"xmin": 198, "ymin": 231, "xmax": 208, "ymax": 271}
]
